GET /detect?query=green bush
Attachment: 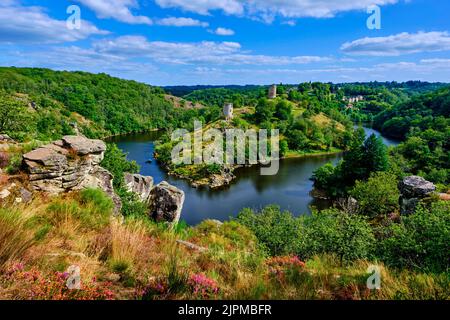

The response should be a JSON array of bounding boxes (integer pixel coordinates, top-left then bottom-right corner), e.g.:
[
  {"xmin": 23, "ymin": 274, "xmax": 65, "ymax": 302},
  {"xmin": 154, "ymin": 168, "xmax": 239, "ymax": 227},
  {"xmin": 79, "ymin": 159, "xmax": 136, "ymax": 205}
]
[
  {"xmin": 117, "ymin": 189, "xmax": 148, "ymax": 218},
  {"xmin": 237, "ymin": 206, "xmax": 376, "ymax": 264},
  {"xmin": 79, "ymin": 188, "xmax": 114, "ymax": 216},
  {"xmin": 236, "ymin": 206, "xmax": 303, "ymax": 256},
  {"xmin": 379, "ymin": 201, "xmax": 450, "ymax": 272},
  {"xmin": 46, "ymin": 189, "xmax": 113, "ymax": 230},
  {"xmin": 350, "ymin": 172, "xmax": 400, "ymax": 217},
  {"xmin": 300, "ymin": 209, "xmax": 376, "ymax": 263},
  {"xmin": 101, "ymin": 143, "xmax": 139, "ymax": 189}
]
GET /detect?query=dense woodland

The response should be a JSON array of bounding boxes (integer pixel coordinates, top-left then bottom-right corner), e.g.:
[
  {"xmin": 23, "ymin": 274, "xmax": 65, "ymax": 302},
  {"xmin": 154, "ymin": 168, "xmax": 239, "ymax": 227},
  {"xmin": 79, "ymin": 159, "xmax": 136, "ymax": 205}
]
[{"xmin": 0, "ymin": 67, "xmax": 208, "ymax": 141}]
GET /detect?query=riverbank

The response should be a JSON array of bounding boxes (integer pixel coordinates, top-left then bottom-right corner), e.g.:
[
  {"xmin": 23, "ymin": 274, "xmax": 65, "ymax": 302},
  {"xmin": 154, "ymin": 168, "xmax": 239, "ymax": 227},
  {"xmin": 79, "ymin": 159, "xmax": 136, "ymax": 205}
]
[{"xmin": 160, "ymin": 148, "xmax": 344, "ymax": 190}]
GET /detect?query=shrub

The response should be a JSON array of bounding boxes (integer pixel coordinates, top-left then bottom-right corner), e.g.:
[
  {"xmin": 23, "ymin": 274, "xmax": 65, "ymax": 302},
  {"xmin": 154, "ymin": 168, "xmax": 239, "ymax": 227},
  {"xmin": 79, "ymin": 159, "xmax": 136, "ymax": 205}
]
[
  {"xmin": 266, "ymin": 256, "xmax": 306, "ymax": 284},
  {"xmin": 350, "ymin": 172, "xmax": 400, "ymax": 217},
  {"xmin": 2, "ymin": 263, "xmax": 114, "ymax": 300},
  {"xmin": 379, "ymin": 201, "xmax": 450, "ymax": 272},
  {"xmin": 117, "ymin": 189, "xmax": 148, "ymax": 218},
  {"xmin": 79, "ymin": 188, "xmax": 114, "ymax": 217},
  {"xmin": 237, "ymin": 206, "xmax": 375, "ymax": 264},
  {"xmin": 300, "ymin": 209, "xmax": 376, "ymax": 263},
  {"xmin": 188, "ymin": 273, "xmax": 219, "ymax": 299},
  {"xmin": 46, "ymin": 190, "xmax": 112, "ymax": 230},
  {"xmin": 101, "ymin": 143, "xmax": 139, "ymax": 189},
  {"xmin": 5, "ymin": 153, "xmax": 22, "ymax": 174},
  {"xmin": 236, "ymin": 206, "xmax": 304, "ymax": 256}
]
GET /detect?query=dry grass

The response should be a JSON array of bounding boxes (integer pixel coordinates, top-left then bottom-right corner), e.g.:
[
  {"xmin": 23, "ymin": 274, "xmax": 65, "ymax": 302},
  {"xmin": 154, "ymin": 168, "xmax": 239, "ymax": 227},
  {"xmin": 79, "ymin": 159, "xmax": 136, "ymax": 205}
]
[
  {"xmin": 0, "ymin": 190, "xmax": 448, "ymax": 300},
  {"xmin": 109, "ymin": 218, "xmax": 152, "ymax": 275},
  {"xmin": 0, "ymin": 208, "xmax": 35, "ymax": 270}
]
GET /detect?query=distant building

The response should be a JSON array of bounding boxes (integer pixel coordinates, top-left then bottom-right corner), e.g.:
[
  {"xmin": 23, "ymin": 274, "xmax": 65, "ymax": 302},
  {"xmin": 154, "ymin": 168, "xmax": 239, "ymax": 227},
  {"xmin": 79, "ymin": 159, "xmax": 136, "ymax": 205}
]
[
  {"xmin": 268, "ymin": 84, "xmax": 277, "ymax": 99},
  {"xmin": 223, "ymin": 103, "xmax": 233, "ymax": 121},
  {"xmin": 344, "ymin": 95, "xmax": 365, "ymax": 103}
]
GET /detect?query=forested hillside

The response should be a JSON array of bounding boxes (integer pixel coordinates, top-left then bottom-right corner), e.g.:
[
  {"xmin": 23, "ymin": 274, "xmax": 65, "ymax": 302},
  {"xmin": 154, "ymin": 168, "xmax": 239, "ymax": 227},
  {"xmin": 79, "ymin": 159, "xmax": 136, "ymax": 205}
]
[
  {"xmin": 0, "ymin": 68, "xmax": 204, "ymax": 141},
  {"xmin": 374, "ymin": 86, "xmax": 450, "ymax": 139}
]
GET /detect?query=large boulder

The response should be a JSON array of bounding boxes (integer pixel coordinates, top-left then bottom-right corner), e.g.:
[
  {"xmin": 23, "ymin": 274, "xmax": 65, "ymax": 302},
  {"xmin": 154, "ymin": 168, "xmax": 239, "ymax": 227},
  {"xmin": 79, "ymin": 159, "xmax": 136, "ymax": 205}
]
[
  {"xmin": 399, "ymin": 176, "xmax": 436, "ymax": 215},
  {"xmin": 22, "ymin": 136, "xmax": 121, "ymax": 213},
  {"xmin": 124, "ymin": 173, "xmax": 153, "ymax": 202},
  {"xmin": 62, "ymin": 136, "xmax": 106, "ymax": 156},
  {"xmin": 149, "ymin": 181, "xmax": 184, "ymax": 224}
]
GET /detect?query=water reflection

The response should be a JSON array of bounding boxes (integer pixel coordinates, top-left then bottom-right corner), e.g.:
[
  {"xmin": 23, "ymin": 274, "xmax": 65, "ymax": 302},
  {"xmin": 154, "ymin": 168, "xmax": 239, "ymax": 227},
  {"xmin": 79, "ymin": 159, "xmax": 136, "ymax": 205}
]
[{"xmin": 109, "ymin": 127, "xmax": 398, "ymax": 225}]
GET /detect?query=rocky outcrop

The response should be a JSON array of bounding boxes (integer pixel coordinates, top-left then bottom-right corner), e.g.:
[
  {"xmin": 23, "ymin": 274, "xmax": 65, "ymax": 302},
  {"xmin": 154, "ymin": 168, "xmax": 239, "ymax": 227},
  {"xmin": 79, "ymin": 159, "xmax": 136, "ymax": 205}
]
[
  {"xmin": 124, "ymin": 173, "xmax": 153, "ymax": 202},
  {"xmin": 22, "ymin": 136, "xmax": 121, "ymax": 214},
  {"xmin": 399, "ymin": 176, "xmax": 436, "ymax": 215},
  {"xmin": 0, "ymin": 183, "xmax": 33, "ymax": 205},
  {"xmin": 149, "ymin": 181, "xmax": 185, "ymax": 225}
]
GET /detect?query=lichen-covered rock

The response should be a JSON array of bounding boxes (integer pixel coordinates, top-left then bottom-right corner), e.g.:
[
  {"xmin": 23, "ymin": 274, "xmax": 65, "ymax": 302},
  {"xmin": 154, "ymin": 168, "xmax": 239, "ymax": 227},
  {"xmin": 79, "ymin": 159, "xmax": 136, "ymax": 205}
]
[
  {"xmin": 62, "ymin": 136, "xmax": 106, "ymax": 156},
  {"xmin": 124, "ymin": 173, "xmax": 153, "ymax": 202},
  {"xmin": 22, "ymin": 136, "xmax": 120, "ymax": 213},
  {"xmin": 149, "ymin": 181, "xmax": 184, "ymax": 224},
  {"xmin": 399, "ymin": 176, "xmax": 436, "ymax": 215}
]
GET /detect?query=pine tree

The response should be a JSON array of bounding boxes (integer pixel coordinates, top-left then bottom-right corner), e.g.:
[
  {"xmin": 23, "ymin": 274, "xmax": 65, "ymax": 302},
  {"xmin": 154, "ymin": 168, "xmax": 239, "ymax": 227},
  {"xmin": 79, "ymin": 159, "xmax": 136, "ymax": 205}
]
[{"xmin": 363, "ymin": 134, "xmax": 389, "ymax": 175}]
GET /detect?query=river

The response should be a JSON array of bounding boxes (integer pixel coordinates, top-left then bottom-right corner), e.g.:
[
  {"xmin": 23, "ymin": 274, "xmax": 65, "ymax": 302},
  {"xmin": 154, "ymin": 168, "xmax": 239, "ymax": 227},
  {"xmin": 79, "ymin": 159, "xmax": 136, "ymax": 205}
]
[{"xmin": 109, "ymin": 127, "xmax": 400, "ymax": 225}]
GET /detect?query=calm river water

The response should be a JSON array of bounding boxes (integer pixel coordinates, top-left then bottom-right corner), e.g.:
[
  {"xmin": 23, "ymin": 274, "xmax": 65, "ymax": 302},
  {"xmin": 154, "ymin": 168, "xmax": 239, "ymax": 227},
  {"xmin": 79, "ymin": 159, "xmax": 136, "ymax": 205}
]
[{"xmin": 109, "ymin": 127, "xmax": 399, "ymax": 225}]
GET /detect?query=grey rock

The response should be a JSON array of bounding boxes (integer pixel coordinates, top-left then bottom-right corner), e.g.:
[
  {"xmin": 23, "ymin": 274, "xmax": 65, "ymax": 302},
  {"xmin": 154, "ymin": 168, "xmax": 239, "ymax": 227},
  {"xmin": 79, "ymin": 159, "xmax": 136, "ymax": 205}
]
[
  {"xmin": 124, "ymin": 173, "xmax": 153, "ymax": 202},
  {"xmin": 0, "ymin": 189, "xmax": 11, "ymax": 199},
  {"xmin": 20, "ymin": 188, "xmax": 33, "ymax": 203},
  {"xmin": 399, "ymin": 176, "xmax": 436, "ymax": 215},
  {"xmin": 399, "ymin": 176, "xmax": 436, "ymax": 198},
  {"xmin": 62, "ymin": 136, "xmax": 106, "ymax": 156},
  {"xmin": 149, "ymin": 181, "xmax": 185, "ymax": 224},
  {"xmin": 22, "ymin": 136, "xmax": 120, "ymax": 214}
]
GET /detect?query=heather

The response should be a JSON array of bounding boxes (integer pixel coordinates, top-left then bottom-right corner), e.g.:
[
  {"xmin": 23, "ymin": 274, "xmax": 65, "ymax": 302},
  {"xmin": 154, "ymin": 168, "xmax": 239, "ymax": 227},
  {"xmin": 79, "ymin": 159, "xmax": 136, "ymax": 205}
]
[{"xmin": 0, "ymin": 189, "xmax": 448, "ymax": 300}]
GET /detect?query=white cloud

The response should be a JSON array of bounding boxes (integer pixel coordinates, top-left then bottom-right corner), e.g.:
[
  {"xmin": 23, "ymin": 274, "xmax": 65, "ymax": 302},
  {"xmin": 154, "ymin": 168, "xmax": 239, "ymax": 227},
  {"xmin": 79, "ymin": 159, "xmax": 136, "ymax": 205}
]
[
  {"xmin": 74, "ymin": 0, "xmax": 152, "ymax": 25},
  {"xmin": 92, "ymin": 35, "xmax": 331, "ymax": 65},
  {"xmin": 0, "ymin": 2, "xmax": 108, "ymax": 44},
  {"xmin": 341, "ymin": 31, "xmax": 450, "ymax": 56},
  {"xmin": 155, "ymin": 0, "xmax": 244, "ymax": 15},
  {"xmin": 157, "ymin": 17, "xmax": 209, "ymax": 27},
  {"xmin": 282, "ymin": 20, "xmax": 297, "ymax": 27},
  {"xmin": 211, "ymin": 27, "xmax": 235, "ymax": 36},
  {"xmin": 155, "ymin": 0, "xmax": 398, "ymax": 20}
]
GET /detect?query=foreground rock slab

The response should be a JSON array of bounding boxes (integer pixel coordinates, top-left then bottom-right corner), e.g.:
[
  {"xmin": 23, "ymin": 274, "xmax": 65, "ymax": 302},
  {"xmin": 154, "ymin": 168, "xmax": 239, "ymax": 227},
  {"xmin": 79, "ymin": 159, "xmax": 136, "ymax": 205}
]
[
  {"xmin": 22, "ymin": 135, "xmax": 121, "ymax": 214},
  {"xmin": 149, "ymin": 181, "xmax": 185, "ymax": 224}
]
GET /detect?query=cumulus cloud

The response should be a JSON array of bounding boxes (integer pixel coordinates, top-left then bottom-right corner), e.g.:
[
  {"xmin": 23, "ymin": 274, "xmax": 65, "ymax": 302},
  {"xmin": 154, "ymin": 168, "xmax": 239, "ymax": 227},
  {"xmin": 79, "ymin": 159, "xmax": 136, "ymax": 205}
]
[
  {"xmin": 155, "ymin": 0, "xmax": 398, "ymax": 21},
  {"xmin": 92, "ymin": 35, "xmax": 331, "ymax": 65},
  {"xmin": 0, "ymin": 2, "xmax": 108, "ymax": 44},
  {"xmin": 341, "ymin": 31, "xmax": 450, "ymax": 56},
  {"xmin": 157, "ymin": 17, "xmax": 209, "ymax": 27},
  {"xmin": 210, "ymin": 27, "xmax": 235, "ymax": 36},
  {"xmin": 74, "ymin": 0, "xmax": 152, "ymax": 25}
]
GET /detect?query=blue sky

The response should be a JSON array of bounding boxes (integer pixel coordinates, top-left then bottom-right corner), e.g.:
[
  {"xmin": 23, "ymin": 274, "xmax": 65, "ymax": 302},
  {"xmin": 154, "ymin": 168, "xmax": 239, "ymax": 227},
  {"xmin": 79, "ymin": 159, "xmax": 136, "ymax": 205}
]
[{"xmin": 1, "ymin": 0, "xmax": 450, "ymax": 85}]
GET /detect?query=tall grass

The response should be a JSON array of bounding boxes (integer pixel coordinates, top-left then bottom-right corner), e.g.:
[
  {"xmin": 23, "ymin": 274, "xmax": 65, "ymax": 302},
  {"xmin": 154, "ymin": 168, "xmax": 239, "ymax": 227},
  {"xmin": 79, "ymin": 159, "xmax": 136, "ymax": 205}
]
[
  {"xmin": 109, "ymin": 218, "xmax": 149, "ymax": 274},
  {"xmin": 0, "ymin": 208, "xmax": 35, "ymax": 270}
]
